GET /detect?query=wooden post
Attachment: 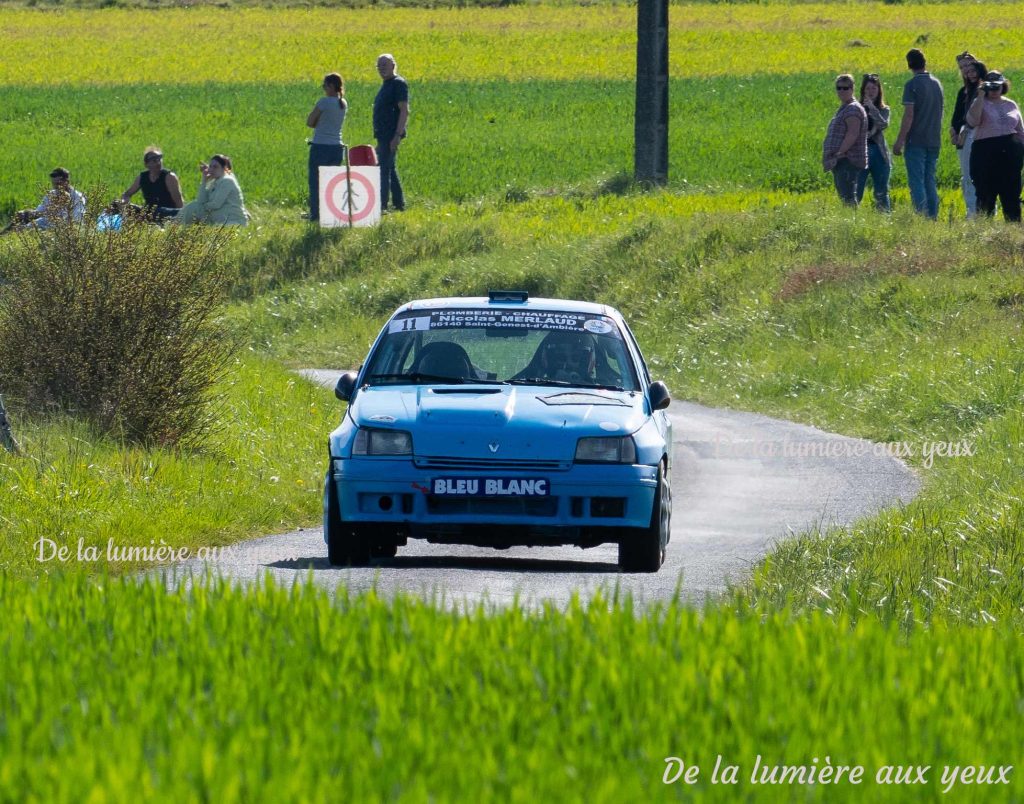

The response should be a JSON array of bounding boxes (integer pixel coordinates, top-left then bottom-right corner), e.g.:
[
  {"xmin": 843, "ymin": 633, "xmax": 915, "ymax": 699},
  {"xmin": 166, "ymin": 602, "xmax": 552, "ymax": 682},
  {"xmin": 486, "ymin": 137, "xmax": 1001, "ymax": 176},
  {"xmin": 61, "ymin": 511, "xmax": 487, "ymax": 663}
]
[{"xmin": 634, "ymin": 0, "xmax": 669, "ymax": 185}]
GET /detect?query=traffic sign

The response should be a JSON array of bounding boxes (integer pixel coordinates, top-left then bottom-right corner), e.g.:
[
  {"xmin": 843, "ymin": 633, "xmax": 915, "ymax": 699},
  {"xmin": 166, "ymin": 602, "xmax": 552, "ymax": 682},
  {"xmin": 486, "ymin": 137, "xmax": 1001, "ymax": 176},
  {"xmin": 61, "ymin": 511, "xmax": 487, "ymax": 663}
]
[{"xmin": 319, "ymin": 166, "xmax": 380, "ymax": 227}]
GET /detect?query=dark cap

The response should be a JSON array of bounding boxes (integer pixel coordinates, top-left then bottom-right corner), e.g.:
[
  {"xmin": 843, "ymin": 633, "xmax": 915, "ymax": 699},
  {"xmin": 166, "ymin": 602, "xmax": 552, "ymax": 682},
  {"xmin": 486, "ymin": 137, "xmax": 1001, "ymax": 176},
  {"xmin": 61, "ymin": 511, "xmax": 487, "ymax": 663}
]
[
  {"xmin": 49, "ymin": 167, "xmax": 70, "ymax": 179},
  {"xmin": 985, "ymin": 71, "xmax": 1005, "ymax": 84}
]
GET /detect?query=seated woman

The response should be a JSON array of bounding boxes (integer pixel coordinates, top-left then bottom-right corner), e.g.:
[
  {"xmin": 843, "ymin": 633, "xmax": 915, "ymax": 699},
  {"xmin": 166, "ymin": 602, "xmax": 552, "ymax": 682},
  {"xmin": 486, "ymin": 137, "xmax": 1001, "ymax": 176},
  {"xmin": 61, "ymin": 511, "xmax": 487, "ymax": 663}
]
[
  {"xmin": 120, "ymin": 146, "xmax": 184, "ymax": 221},
  {"xmin": 174, "ymin": 154, "xmax": 250, "ymax": 227}
]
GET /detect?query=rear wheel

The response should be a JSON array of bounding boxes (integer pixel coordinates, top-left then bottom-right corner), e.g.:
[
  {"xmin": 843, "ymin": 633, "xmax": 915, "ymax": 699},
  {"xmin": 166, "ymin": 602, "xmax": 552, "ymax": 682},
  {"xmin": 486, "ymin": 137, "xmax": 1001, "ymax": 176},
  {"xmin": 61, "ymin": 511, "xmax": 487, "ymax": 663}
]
[
  {"xmin": 324, "ymin": 470, "xmax": 371, "ymax": 566},
  {"xmin": 618, "ymin": 462, "xmax": 670, "ymax": 572}
]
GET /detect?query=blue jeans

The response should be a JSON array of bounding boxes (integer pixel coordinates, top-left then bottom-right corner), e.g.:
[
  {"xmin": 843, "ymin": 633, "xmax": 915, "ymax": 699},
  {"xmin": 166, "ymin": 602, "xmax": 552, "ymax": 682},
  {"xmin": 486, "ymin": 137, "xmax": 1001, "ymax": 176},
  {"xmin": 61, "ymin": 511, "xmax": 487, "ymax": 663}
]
[
  {"xmin": 831, "ymin": 158, "xmax": 861, "ymax": 207},
  {"xmin": 856, "ymin": 142, "xmax": 891, "ymax": 212},
  {"xmin": 903, "ymin": 145, "xmax": 940, "ymax": 219},
  {"xmin": 376, "ymin": 139, "xmax": 405, "ymax": 212},
  {"xmin": 308, "ymin": 143, "xmax": 346, "ymax": 221}
]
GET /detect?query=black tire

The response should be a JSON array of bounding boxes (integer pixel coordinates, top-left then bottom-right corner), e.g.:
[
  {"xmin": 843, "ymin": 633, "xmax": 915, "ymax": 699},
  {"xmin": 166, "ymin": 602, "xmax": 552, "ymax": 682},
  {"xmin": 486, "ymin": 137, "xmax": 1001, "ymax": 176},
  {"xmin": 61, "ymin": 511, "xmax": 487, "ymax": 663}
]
[
  {"xmin": 324, "ymin": 470, "xmax": 371, "ymax": 567},
  {"xmin": 618, "ymin": 462, "xmax": 670, "ymax": 572}
]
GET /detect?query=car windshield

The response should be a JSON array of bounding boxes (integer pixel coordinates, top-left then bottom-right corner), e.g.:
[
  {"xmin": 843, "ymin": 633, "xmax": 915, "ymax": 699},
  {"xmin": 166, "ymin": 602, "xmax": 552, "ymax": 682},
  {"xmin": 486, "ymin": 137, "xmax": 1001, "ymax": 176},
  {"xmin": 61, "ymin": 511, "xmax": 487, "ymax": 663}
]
[{"xmin": 363, "ymin": 308, "xmax": 640, "ymax": 392}]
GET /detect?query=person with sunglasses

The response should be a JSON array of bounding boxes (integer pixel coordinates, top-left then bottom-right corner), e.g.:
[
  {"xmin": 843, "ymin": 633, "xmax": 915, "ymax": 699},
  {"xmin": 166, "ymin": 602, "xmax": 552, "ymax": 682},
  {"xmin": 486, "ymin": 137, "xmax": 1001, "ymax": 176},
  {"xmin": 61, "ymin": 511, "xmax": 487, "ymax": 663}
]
[
  {"xmin": 119, "ymin": 146, "xmax": 184, "ymax": 222},
  {"xmin": 823, "ymin": 73, "xmax": 868, "ymax": 206},
  {"xmin": 950, "ymin": 53, "xmax": 986, "ymax": 218},
  {"xmin": 856, "ymin": 73, "xmax": 892, "ymax": 211},
  {"xmin": 966, "ymin": 70, "xmax": 1024, "ymax": 221},
  {"xmin": 892, "ymin": 48, "xmax": 945, "ymax": 219}
]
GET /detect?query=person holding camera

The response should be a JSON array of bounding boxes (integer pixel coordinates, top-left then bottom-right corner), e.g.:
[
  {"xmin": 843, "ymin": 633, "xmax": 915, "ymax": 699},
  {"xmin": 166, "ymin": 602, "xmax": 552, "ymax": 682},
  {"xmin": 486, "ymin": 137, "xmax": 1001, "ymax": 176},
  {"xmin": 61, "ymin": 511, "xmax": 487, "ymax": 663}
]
[
  {"xmin": 856, "ymin": 73, "xmax": 892, "ymax": 211},
  {"xmin": 966, "ymin": 71, "xmax": 1024, "ymax": 221},
  {"xmin": 823, "ymin": 74, "xmax": 868, "ymax": 207},
  {"xmin": 950, "ymin": 53, "xmax": 986, "ymax": 218}
]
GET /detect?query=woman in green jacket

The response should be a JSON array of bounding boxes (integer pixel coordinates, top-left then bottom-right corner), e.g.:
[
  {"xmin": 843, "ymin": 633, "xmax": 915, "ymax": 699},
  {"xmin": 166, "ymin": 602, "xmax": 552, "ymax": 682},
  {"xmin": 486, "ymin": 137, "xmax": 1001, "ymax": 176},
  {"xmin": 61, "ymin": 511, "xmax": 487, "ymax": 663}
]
[{"xmin": 176, "ymin": 154, "xmax": 250, "ymax": 226}]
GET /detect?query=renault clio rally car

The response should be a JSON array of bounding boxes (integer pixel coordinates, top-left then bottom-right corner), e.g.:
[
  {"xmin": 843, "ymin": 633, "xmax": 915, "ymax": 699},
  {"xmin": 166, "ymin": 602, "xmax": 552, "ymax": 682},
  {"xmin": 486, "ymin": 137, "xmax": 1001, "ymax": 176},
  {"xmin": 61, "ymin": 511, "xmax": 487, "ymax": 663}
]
[{"xmin": 324, "ymin": 291, "xmax": 673, "ymax": 572}]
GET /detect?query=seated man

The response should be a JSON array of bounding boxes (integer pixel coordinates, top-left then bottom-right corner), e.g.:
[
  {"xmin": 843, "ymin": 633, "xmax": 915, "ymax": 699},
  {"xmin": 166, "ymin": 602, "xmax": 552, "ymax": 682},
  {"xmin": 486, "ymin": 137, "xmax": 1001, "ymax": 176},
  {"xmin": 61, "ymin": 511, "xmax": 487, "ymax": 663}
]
[
  {"xmin": 120, "ymin": 147, "xmax": 184, "ymax": 222},
  {"xmin": 1, "ymin": 168, "xmax": 86, "ymax": 234}
]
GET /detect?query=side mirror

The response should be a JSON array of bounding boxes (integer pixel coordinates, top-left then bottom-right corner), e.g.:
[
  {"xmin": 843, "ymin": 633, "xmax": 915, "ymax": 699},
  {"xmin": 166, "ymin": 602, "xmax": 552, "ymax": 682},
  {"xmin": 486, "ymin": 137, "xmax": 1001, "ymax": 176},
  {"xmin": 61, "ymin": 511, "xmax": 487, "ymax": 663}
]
[
  {"xmin": 334, "ymin": 371, "xmax": 358, "ymax": 402},
  {"xmin": 648, "ymin": 381, "xmax": 671, "ymax": 411}
]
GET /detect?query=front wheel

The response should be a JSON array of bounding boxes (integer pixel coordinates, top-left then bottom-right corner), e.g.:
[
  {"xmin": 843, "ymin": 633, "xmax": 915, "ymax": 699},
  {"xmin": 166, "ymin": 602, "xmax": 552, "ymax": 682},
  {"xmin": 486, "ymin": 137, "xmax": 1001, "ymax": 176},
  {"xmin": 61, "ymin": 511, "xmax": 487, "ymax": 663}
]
[
  {"xmin": 324, "ymin": 470, "xmax": 371, "ymax": 567},
  {"xmin": 618, "ymin": 462, "xmax": 670, "ymax": 572}
]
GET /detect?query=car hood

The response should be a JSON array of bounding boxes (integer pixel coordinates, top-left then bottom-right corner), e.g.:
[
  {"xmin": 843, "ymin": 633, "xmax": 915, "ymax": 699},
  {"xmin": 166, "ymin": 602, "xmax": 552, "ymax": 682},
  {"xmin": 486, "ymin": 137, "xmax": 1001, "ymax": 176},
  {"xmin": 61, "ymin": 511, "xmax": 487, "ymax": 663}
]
[{"xmin": 349, "ymin": 385, "xmax": 646, "ymax": 460}]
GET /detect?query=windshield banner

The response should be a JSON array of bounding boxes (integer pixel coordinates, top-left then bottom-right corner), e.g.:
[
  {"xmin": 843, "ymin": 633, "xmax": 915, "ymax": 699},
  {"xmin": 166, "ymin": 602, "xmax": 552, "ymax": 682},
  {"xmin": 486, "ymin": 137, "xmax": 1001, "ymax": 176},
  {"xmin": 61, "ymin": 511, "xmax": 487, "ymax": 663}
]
[{"xmin": 389, "ymin": 309, "xmax": 618, "ymax": 336}]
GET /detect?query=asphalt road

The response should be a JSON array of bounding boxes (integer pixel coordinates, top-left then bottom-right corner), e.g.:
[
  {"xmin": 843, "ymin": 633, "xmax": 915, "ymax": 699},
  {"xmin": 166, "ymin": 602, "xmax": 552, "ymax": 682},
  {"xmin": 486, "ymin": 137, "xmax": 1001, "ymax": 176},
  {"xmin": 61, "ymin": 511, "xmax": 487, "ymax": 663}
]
[{"xmin": 159, "ymin": 370, "xmax": 920, "ymax": 608}]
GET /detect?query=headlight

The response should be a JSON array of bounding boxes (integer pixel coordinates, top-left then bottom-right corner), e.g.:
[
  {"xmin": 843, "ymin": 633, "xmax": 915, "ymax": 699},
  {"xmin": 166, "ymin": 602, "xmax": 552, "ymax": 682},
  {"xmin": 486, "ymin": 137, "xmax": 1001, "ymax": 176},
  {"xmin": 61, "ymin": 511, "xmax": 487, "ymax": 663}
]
[
  {"xmin": 352, "ymin": 428, "xmax": 413, "ymax": 456},
  {"xmin": 574, "ymin": 436, "xmax": 636, "ymax": 463}
]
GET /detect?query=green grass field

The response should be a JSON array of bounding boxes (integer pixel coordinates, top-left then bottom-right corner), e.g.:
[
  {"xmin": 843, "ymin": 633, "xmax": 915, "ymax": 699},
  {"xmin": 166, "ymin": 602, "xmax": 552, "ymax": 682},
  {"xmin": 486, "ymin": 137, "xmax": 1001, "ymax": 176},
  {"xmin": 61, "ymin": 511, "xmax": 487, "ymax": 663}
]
[
  {"xmin": 2, "ymin": 3, "xmax": 1024, "ymax": 799},
  {"xmin": 2, "ymin": 5, "xmax": 1024, "ymax": 212}
]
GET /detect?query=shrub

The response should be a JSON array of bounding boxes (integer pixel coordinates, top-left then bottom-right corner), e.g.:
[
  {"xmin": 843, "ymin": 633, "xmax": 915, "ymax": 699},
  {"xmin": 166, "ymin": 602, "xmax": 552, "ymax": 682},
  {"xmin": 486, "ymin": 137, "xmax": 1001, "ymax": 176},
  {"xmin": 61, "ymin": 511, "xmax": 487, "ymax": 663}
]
[{"xmin": 0, "ymin": 201, "xmax": 235, "ymax": 447}]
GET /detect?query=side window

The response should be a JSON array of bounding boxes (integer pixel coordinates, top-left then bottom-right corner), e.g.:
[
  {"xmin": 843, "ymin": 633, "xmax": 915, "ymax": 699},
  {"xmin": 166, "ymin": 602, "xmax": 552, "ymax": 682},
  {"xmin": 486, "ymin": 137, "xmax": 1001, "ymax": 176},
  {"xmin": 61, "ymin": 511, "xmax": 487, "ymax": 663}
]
[{"xmin": 620, "ymin": 322, "xmax": 651, "ymax": 387}]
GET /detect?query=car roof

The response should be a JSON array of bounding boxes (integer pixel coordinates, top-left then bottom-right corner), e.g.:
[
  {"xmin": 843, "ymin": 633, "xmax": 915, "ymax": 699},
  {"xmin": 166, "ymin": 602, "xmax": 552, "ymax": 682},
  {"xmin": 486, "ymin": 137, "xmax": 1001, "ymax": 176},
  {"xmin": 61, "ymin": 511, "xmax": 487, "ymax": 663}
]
[{"xmin": 395, "ymin": 296, "xmax": 621, "ymax": 318}]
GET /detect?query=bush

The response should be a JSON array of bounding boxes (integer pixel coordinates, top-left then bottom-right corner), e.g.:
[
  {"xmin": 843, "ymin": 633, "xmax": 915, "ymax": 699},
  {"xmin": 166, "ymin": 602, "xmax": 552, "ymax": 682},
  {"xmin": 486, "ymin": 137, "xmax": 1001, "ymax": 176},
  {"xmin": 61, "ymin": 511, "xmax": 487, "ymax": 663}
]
[{"xmin": 0, "ymin": 202, "xmax": 235, "ymax": 447}]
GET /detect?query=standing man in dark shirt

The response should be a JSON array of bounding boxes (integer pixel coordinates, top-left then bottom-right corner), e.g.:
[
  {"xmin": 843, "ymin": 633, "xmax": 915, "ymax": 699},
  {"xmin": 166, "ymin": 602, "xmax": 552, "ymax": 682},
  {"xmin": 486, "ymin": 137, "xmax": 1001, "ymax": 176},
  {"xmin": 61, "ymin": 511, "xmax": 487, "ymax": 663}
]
[
  {"xmin": 892, "ymin": 48, "xmax": 945, "ymax": 219},
  {"xmin": 373, "ymin": 53, "xmax": 409, "ymax": 213}
]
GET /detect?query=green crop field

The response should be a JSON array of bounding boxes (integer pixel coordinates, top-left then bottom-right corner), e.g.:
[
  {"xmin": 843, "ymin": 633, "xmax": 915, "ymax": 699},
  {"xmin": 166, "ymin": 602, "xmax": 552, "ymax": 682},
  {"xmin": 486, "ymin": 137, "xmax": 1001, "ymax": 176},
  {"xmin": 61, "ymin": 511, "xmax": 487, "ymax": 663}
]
[
  {"xmin": 2, "ymin": 3, "xmax": 1024, "ymax": 800},
  {"xmin": 2, "ymin": 5, "xmax": 1024, "ymax": 212}
]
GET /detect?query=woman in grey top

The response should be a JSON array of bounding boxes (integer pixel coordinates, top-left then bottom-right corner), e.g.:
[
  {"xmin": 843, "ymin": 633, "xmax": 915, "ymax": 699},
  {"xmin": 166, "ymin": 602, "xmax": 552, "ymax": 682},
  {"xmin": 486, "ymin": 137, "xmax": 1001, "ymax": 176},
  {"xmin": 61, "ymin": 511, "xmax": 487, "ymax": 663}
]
[
  {"xmin": 856, "ymin": 73, "xmax": 892, "ymax": 211},
  {"xmin": 306, "ymin": 72, "xmax": 348, "ymax": 221}
]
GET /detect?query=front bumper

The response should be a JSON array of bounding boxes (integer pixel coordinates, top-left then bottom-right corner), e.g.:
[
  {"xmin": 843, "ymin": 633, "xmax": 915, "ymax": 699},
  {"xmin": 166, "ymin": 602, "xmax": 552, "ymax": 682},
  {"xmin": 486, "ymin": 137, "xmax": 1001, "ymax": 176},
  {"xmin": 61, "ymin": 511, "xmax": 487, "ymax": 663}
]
[{"xmin": 325, "ymin": 457, "xmax": 658, "ymax": 544}]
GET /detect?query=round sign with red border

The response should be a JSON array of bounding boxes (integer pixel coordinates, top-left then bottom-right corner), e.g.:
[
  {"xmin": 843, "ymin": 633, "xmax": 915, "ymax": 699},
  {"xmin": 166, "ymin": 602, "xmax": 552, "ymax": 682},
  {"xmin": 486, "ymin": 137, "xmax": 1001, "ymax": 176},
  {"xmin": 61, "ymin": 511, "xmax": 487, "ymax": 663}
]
[{"xmin": 324, "ymin": 170, "xmax": 377, "ymax": 223}]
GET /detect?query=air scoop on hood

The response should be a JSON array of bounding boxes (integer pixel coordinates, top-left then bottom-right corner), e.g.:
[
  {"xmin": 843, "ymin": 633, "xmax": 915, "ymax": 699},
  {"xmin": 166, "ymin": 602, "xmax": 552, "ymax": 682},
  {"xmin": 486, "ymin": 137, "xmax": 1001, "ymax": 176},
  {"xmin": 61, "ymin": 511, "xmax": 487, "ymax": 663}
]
[{"xmin": 538, "ymin": 392, "xmax": 630, "ymax": 406}]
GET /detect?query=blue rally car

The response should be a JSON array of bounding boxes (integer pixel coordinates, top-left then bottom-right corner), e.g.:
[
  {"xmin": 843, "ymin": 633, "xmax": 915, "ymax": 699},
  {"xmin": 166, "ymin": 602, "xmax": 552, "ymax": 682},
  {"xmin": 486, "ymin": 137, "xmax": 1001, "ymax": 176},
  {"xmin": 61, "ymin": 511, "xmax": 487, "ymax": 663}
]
[{"xmin": 324, "ymin": 291, "xmax": 673, "ymax": 572}]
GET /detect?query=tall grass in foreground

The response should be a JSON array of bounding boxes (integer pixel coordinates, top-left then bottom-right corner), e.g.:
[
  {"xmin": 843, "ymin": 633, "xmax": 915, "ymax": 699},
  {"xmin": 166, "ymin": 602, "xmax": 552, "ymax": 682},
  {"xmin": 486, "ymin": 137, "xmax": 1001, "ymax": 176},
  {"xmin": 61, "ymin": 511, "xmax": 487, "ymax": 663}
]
[{"xmin": 1, "ymin": 573, "xmax": 1021, "ymax": 802}]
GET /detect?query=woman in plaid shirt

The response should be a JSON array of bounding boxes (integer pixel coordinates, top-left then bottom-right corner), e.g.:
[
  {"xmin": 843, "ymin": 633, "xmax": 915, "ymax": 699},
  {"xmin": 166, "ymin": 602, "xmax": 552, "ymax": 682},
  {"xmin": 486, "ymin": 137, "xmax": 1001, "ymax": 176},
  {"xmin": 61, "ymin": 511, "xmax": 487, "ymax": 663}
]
[{"xmin": 823, "ymin": 73, "xmax": 869, "ymax": 206}]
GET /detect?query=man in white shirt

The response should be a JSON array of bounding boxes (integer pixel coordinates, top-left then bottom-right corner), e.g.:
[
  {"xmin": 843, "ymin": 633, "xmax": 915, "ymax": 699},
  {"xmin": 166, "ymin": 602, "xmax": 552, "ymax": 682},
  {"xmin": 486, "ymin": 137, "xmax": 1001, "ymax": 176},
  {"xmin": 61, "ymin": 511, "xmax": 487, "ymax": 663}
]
[{"xmin": 2, "ymin": 167, "xmax": 86, "ymax": 234}]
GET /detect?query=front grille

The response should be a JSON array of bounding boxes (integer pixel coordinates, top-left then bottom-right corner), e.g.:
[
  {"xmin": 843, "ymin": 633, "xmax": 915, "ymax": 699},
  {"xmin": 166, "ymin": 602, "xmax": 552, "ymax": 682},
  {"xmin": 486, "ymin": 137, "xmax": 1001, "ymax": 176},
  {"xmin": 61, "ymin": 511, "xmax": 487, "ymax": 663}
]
[
  {"xmin": 415, "ymin": 456, "xmax": 570, "ymax": 471},
  {"xmin": 426, "ymin": 496, "xmax": 558, "ymax": 517}
]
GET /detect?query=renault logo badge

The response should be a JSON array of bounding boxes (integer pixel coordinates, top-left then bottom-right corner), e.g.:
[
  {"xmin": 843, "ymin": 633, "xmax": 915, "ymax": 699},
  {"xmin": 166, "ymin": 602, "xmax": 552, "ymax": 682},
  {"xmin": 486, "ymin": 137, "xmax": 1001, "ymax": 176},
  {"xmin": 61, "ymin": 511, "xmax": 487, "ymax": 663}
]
[{"xmin": 488, "ymin": 442, "xmax": 500, "ymax": 453}]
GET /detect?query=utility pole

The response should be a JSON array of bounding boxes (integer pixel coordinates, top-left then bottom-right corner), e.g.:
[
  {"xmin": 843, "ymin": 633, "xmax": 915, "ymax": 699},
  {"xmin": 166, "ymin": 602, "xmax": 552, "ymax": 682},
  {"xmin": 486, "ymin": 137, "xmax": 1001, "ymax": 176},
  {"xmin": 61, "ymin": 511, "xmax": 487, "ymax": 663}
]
[{"xmin": 634, "ymin": 0, "xmax": 669, "ymax": 185}]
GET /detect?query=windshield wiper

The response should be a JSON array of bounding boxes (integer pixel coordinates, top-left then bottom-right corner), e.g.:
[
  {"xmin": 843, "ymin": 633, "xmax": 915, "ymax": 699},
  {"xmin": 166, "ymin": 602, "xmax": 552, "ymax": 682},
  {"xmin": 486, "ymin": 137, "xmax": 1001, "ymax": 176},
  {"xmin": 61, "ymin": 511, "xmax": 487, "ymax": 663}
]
[
  {"xmin": 506, "ymin": 378, "xmax": 626, "ymax": 392},
  {"xmin": 506, "ymin": 377, "xmax": 573, "ymax": 387}
]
